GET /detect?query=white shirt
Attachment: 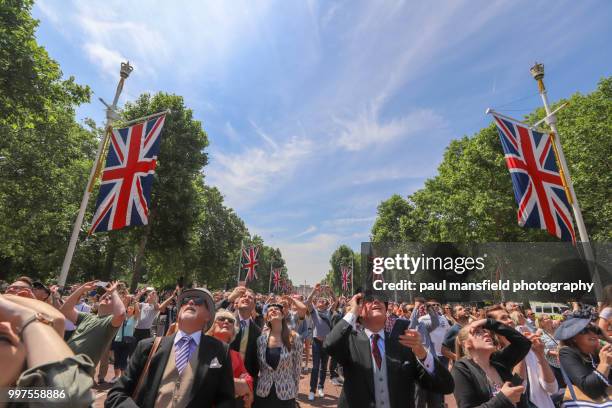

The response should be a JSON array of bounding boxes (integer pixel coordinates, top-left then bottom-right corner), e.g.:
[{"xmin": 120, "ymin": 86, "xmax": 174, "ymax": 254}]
[
  {"xmin": 524, "ymin": 349, "xmax": 558, "ymax": 408},
  {"xmin": 418, "ymin": 314, "xmax": 449, "ymax": 357}
]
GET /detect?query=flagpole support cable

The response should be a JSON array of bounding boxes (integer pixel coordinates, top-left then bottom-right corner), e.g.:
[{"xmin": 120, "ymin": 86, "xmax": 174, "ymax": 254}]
[{"xmin": 58, "ymin": 61, "xmax": 132, "ymax": 287}]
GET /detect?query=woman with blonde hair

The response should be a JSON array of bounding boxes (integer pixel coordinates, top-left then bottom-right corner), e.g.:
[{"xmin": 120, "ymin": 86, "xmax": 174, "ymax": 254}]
[
  {"xmin": 254, "ymin": 303, "xmax": 302, "ymax": 407},
  {"xmin": 452, "ymin": 318, "xmax": 531, "ymax": 408},
  {"xmin": 207, "ymin": 309, "xmax": 254, "ymax": 408}
]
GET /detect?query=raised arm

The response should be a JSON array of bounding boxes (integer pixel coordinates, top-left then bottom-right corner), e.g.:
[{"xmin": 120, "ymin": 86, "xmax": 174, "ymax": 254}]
[
  {"xmin": 60, "ymin": 281, "xmax": 97, "ymax": 325},
  {"xmin": 4, "ymin": 294, "xmax": 66, "ymax": 336},
  {"xmin": 106, "ymin": 282, "xmax": 126, "ymax": 328},
  {"xmin": 159, "ymin": 288, "xmax": 178, "ymax": 313}
]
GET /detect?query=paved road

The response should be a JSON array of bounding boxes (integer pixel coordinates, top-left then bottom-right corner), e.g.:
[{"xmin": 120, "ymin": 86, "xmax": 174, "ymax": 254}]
[{"xmin": 93, "ymin": 364, "xmax": 341, "ymax": 407}]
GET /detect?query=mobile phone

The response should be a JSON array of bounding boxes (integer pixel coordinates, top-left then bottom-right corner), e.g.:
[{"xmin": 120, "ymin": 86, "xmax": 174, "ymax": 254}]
[
  {"xmin": 390, "ymin": 318, "xmax": 411, "ymax": 341},
  {"xmin": 96, "ymin": 281, "xmax": 109, "ymax": 287},
  {"xmin": 238, "ymin": 281, "xmax": 246, "ymax": 287},
  {"xmin": 510, "ymin": 373, "xmax": 523, "ymax": 387}
]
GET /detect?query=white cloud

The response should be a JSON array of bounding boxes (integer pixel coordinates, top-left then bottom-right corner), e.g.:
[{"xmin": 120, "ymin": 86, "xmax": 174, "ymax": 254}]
[
  {"xmin": 83, "ymin": 43, "xmax": 127, "ymax": 80},
  {"xmin": 272, "ymin": 233, "xmax": 341, "ymax": 285},
  {"xmin": 207, "ymin": 136, "xmax": 312, "ymax": 210},
  {"xmin": 295, "ymin": 225, "xmax": 317, "ymax": 238},
  {"xmin": 335, "ymin": 106, "xmax": 446, "ymax": 151},
  {"xmin": 324, "ymin": 217, "xmax": 376, "ymax": 227}
]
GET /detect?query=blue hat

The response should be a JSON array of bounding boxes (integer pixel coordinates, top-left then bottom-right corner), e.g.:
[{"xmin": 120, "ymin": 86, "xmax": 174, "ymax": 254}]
[{"xmin": 554, "ymin": 310, "xmax": 596, "ymax": 341}]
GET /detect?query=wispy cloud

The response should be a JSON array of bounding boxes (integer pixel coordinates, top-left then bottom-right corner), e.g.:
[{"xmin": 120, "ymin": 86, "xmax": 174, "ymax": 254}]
[
  {"xmin": 207, "ymin": 136, "xmax": 312, "ymax": 210},
  {"xmin": 295, "ymin": 225, "xmax": 317, "ymax": 238},
  {"xmin": 334, "ymin": 106, "xmax": 446, "ymax": 151}
]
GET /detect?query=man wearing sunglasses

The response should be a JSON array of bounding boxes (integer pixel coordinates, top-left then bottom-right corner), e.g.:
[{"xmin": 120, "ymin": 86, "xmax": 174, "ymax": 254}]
[
  {"xmin": 106, "ymin": 287, "xmax": 235, "ymax": 408},
  {"xmin": 324, "ymin": 291, "xmax": 454, "ymax": 408}
]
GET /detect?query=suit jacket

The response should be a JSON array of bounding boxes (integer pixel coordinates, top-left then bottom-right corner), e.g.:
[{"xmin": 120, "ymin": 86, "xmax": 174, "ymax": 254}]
[
  {"xmin": 105, "ymin": 333, "xmax": 234, "ymax": 408},
  {"xmin": 324, "ymin": 319, "xmax": 454, "ymax": 408},
  {"xmin": 230, "ymin": 318, "xmax": 261, "ymax": 381}
]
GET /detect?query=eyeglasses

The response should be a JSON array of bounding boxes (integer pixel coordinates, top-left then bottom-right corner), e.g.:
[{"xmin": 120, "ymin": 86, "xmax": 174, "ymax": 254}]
[
  {"xmin": 216, "ymin": 316, "xmax": 235, "ymax": 324},
  {"xmin": 471, "ymin": 328, "xmax": 489, "ymax": 337},
  {"xmin": 180, "ymin": 296, "xmax": 205, "ymax": 307}
]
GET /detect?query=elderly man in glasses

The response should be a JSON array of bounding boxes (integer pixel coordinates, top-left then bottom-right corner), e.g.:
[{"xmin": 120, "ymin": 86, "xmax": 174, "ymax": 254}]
[{"xmin": 106, "ymin": 287, "xmax": 235, "ymax": 408}]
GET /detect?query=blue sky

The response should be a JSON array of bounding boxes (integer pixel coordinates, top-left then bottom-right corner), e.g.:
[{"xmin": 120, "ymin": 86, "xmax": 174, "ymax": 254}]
[{"xmin": 33, "ymin": 1, "xmax": 611, "ymax": 285}]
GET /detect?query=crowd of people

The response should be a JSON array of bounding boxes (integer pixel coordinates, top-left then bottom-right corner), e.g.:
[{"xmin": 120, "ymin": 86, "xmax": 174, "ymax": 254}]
[{"xmin": 2, "ymin": 275, "xmax": 612, "ymax": 408}]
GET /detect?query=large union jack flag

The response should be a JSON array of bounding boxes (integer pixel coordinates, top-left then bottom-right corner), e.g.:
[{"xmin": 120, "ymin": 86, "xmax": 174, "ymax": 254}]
[
  {"xmin": 90, "ymin": 115, "xmax": 166, "ymax": 234},
  {"xmin": 242, "ymin": 246, "xmax": 259, "ymax": 281},
  {"xmin": 492, "ymin": 114, "xmax": 575, "ymax": 242}
]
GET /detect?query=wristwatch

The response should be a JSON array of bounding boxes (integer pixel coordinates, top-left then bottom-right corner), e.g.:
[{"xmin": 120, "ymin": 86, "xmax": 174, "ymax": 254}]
[{"xmin": 17, "ymin": 312, "xmax": 55, "ymax": 339}]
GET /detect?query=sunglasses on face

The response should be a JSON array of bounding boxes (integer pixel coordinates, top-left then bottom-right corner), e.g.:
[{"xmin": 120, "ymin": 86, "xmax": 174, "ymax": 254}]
[
  {"xmin": 216, "ymin": 316, "xmax": 235, "ymax": 324},
  {"xmin": 180, "ymin": 296, "xmax": 205, "ymax": 307}
]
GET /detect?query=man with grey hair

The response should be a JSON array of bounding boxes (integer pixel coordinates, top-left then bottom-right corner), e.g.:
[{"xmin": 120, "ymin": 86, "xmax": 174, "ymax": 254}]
[{"xmin": 106, "ymin": 287, "xmax": 234, "ymax": 408}]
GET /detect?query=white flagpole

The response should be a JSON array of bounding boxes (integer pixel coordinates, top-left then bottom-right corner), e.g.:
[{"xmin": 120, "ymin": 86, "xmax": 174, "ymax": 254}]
[
  {"xmin": 268, "ymin": 263, "xmax": 273, "ymax": 293},
  {"xmin": 237, "ymin": 240, "xmax": 243, "ymax": 285},
  {"xmin": 530, "ymin": 63, "xmax": 601, "ymax": 297},
  {"xmin": 58, "ymin": 62, "xmax": 133, "ymax": 287}
]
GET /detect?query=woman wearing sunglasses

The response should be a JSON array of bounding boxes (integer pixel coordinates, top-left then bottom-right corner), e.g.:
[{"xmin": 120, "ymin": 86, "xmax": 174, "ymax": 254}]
[
  {"xmin": 452, "ymin": 318, "xmax": 531, "ymax": 408},
  {"xmin": 556, "ymin": 311, "xmax": 612, "ymax": 401},
  {"xmin": 254, "ymin": 303, "xmax": 302, "ymax": 408},
  {"xmin": 207, "ymin": 309, "xmax": 254, "ymax": 408}
]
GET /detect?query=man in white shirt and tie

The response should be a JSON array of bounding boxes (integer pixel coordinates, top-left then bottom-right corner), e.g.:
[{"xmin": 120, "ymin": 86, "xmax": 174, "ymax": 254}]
[{"xmin": 324, "ymin": 290, "xmax": 454, "ymax": 408}]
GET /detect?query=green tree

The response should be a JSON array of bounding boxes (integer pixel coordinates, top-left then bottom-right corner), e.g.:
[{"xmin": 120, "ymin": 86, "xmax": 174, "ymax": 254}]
[
  {"xmin": 0, "ymin": 0, "xmax": 94, "ymax": 280},
  {"xmin": 326, "ymin": 245, "xmax": 360, "ymax": 295}
]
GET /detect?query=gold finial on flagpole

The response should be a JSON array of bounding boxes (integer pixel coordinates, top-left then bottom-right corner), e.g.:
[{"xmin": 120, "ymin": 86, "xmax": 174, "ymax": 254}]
[
  {"xmin": 530, "ymin": 62, "xmax": 545, "ymax": 93},
  {"xmin": 120, "ymin": 61, "xmax": 134, "ymax": 79}
]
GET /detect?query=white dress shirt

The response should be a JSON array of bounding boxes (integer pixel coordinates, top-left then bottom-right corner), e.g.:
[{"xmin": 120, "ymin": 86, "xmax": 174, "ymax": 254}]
[{"xmin": 173, "ymin": 329, "xmax": 202, "ymax": 347}]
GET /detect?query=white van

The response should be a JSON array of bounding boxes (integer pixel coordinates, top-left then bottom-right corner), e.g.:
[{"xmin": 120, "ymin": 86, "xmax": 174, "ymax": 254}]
[{"xmin": 530, "ymin": 301, "xmax": 570, "ymax": 317}]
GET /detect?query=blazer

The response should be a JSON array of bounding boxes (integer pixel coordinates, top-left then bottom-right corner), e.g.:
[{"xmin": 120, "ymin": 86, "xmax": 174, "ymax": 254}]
[
  {"xmin": 323, "ymin": 319, "xmax": 454, "ymax": 408},
  {"xmin": 451, "ymin": 319, "xmax": 532, "ymax": 408},
  {"xmin": 255, "ymin": 332, "xmax": 303, "ymax": 400},
  {"xmin": 559, "ymin": 346, "xmax": 612, "ymax": 401},
  {"xmin": 105, "ymin": 333, "xmax": 234, "ymax": 408},
  {"xmin": 230, "ymin": 318, "xmax": 261, "ymax": 381}
]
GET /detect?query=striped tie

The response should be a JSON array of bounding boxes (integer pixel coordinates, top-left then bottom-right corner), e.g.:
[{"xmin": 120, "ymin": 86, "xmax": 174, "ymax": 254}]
[{"xmin": 175, "ymin": 335, "xmax": 195, "ymax": 375}]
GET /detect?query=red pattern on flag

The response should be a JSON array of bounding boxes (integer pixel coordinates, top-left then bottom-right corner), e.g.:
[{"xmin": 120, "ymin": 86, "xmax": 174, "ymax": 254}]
[{"xmin": 242, "ymin": 246, "xmax": 259, "ymax": 281}]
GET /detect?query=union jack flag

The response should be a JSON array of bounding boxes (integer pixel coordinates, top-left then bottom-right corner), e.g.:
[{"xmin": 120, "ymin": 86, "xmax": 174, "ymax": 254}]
[
  {"xmin": 90, "ymin": 115, "xmax": 166, "ymax": 234},
  {"xmin": 492, "ymin": 114, "xmax": 575, "ymax": 242},
  {"xmin": 242, "ymin": 245, "xmax": 259, "ymax": 281},
  {"xmin": 272, "ymin": 268, "xmax": 282, "ymax": 291},
  {"xmin": 341, "ymin": 266, "xmax": 351, "ymax": 292}
]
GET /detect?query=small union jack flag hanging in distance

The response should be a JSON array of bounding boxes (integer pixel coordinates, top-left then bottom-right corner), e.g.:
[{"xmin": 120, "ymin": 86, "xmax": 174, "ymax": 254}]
[
  {"xmin": 90, "ymin": 114, "xmax": 166, "ymax": 234},
  {"xmin": 341, "ymin": 266, "xmax": 351, "ymax": 292},
  {"xmin": 272, "ymin": 268, "xmax": 281, "ymax": 291},
  {"xmin": 491, "ymin": 113, "xmax": 575, "ymax": 242},
  {"xmin": 242, "ymin": 246, "xmax": 259, "ymax": 281}
]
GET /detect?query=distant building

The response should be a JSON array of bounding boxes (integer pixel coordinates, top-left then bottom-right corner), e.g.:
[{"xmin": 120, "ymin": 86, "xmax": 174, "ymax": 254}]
[{"xmin": 295, "ymin": 284, "xmax": 313, "ymax": 297}]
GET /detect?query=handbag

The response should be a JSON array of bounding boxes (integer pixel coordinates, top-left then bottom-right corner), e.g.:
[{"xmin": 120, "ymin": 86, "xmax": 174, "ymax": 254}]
[{"xmin": 560, "ymin": 358, "xmax": 612, "ymax": 407}]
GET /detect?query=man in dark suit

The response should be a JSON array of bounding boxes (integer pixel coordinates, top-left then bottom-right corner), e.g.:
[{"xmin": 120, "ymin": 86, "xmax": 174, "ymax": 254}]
[
  {"xmin": 216, "ymin": 286, "xmax": 262, "ymax": 381},
  {"xmin": 324, "ymin": 291, "xmax": 454, "ymax": 408},
  {"xmin": 106, "ymin": 288, "xmax": 234, "ymax": 408}
]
